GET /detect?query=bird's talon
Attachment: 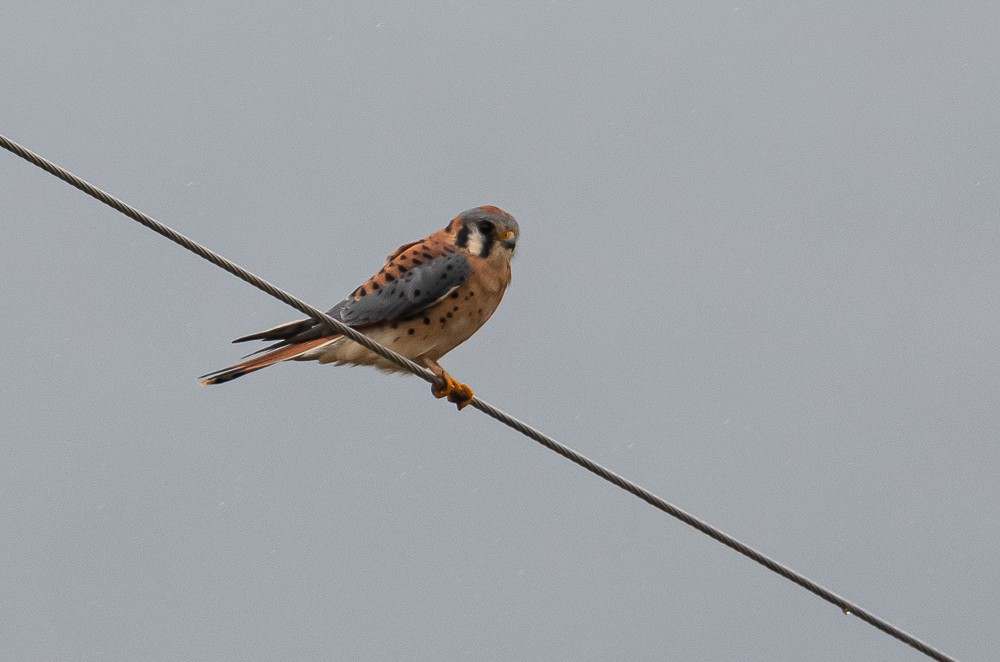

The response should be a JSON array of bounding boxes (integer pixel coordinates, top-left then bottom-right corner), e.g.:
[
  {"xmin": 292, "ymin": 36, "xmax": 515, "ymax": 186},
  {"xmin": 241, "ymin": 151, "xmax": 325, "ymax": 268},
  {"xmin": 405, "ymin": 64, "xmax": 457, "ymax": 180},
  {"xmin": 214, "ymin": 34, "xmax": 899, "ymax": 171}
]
[
  {"xmin": 431, "ymin": 378, "xmax": 451, "ymax": 399},
  {"xmin": 431, "ymin": 372, "xmax": 474, "ymax": 410},
  {"xmin": 447, "ymin": 384, "xmax": 475, "ymax": 410}
]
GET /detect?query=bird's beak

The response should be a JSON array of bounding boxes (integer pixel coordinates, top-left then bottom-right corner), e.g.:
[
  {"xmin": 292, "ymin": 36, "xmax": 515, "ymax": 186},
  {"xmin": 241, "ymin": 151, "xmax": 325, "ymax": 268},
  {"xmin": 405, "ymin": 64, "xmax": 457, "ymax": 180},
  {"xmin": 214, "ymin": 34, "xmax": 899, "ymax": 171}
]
[{"xmin": 498, "ymin": 230, "xmax": 517, "ymax": 250}]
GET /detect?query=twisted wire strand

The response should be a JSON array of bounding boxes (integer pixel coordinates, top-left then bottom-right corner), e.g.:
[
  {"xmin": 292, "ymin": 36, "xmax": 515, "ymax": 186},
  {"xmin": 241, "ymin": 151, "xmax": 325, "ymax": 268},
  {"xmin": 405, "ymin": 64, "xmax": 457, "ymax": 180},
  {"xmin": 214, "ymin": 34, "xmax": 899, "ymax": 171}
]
[{"xmin": 0, "ymin": 132, "xmax": 958, "ymax": 662}]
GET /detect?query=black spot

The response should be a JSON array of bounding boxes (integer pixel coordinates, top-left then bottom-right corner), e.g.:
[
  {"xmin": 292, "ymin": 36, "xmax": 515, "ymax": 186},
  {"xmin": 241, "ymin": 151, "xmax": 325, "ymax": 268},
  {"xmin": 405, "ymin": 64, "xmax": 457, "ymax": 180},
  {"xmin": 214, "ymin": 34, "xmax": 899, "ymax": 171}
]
[
  {"xmin": 455, "ymin": 225, "xmax": 470, "ymax": 248},
  {"xmin": 452, "ymin": 306, "xmax": 459, "ymax": 312},
  {"xmin": 358, "ymin": 288, "xmax": 368, "ymax": 297},
  {"xmin": 385, "ymin": 273, "xmax": 395, "ymax": 282},
  {"xmin": 408, "ymin": 328, "xmax": 415, "ymax": 335},
  {"xmin": 411, "ymin": 259, "xmax": 424, "ymax": 267},
  {"xmin": 422, "ymin": 250, "xmax": 433, "ymax": 259},
  {"xmin": 439, "ymin": 317, "xmax": 446, "ymax": 324},
  {"xmin": 423, "ymin": 317, "xmax": 431, "ymax": 325},
  {"xmin": 446, "ymin": 264, "xmax": 453, "ymax": 271},
  {"xmin": 440, "ymin": 273, "xmax": 448, "ymax": 280},
  {"xmin": 372, "ymin": 282, "xmax": 380, "ymax": 290},
  {"xmin": 450, "ymin": 292, "xmax": 459, "ymax": 299},
  {"xmin": 398, "ymin": 292, "xmax": 405, "ymax": 299},
  {"xmin": 446, "ymin": 312, "xmax": 453, "ymax": 318},
  {"xmin": 478, "ymin": 220, "xmax": 495, "ymax": 235},
  {"xmin": 414, "ymin": 289, "xmax": 421, "ymax": 296},
  {"xmin": 399, "ymin": 254, "xmax": 408, "ymax": 260}
]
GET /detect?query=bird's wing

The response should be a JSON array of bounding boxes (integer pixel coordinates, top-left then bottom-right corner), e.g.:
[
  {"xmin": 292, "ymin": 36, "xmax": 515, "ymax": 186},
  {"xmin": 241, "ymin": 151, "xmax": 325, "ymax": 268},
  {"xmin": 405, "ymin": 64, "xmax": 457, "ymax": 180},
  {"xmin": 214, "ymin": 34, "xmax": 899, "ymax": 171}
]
[
  {"xmin": 332, "ymin": 250, "xmax": 471, "ymax": 326},
  {"xmin": 231, "ymin": 245, "xmax": 471, "ymax": 351}
]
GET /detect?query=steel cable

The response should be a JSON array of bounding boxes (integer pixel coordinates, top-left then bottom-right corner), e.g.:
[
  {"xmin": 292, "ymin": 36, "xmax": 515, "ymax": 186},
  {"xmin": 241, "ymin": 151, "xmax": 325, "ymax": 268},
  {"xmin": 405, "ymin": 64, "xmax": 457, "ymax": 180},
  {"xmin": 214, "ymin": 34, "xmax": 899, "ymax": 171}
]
[{"xmin": 0, "ymin": 132, "xmax": 959, "ymax": 662}]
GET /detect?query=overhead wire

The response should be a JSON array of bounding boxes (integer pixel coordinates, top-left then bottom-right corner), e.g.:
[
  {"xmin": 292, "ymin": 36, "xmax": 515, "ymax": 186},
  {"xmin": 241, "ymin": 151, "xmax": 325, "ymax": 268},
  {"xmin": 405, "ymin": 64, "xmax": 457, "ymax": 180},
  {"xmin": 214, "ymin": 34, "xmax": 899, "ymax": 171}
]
[{"xmin": 0, "ymin": 132, "xmax": 959, "ymax": 662}]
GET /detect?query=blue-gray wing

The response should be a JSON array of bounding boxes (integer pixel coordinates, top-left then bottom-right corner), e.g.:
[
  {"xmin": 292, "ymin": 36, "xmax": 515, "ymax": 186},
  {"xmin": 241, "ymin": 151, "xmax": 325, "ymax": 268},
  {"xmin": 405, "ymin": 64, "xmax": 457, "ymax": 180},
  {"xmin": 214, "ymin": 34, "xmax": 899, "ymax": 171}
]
[
  {"xmin": 231, "ymin": 251, "xmax": 471, "ymax": 351},
  {"xmin": 328, "ymin": 251, "xmax": 471, "ymax": 326}
]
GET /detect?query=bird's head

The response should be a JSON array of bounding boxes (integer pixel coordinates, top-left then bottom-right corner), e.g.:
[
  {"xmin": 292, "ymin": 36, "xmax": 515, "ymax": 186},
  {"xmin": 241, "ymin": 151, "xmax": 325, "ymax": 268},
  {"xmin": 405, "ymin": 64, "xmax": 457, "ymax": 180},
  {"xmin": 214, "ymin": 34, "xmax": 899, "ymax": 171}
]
[{"xmin": 447, "ymin": 206, "xmax": 519, "ymax": 260}]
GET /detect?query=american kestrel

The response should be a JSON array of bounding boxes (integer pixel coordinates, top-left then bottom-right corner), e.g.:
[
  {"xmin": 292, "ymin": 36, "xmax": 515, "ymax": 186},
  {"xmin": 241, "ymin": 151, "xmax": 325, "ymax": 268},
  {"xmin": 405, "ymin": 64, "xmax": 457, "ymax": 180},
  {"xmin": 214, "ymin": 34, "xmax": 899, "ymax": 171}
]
[{"xmin": 199, "ymin": 205, "xmax": 519, "ymax": 409}]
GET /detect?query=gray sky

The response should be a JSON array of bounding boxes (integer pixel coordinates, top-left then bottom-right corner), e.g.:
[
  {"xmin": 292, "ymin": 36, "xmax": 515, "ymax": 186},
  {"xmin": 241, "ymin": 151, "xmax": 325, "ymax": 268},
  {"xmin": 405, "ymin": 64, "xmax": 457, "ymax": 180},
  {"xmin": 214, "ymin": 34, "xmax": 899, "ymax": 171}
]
[{"xmin": 2, "ymin": 3, "xmax": 997, "ymax": 660}]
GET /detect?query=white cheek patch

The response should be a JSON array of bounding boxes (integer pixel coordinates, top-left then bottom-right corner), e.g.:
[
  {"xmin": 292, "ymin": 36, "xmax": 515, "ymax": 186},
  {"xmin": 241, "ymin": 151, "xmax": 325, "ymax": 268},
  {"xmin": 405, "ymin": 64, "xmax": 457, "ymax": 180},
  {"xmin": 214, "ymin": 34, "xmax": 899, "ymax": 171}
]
[{"xmin": 464, "ymin": 230, "xmax": 484, "ymax": 257}]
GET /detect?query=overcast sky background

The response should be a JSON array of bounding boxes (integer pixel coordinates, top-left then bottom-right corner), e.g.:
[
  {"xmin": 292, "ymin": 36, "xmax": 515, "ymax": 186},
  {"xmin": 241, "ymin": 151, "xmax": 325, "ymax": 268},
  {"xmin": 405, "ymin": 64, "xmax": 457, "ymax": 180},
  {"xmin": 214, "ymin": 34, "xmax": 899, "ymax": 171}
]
[{"xmin": 2, "ymin": 3, "xmax": 998, "ymax": 660}]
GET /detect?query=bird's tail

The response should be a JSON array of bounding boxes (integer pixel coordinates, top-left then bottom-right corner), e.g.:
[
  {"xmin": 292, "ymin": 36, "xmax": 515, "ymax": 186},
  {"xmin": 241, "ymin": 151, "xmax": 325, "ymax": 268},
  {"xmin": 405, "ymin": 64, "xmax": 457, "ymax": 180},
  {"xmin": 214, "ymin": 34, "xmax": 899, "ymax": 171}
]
[{"xmin": 199, "ymin": 337, "xmax": 335, "ymax": 385}]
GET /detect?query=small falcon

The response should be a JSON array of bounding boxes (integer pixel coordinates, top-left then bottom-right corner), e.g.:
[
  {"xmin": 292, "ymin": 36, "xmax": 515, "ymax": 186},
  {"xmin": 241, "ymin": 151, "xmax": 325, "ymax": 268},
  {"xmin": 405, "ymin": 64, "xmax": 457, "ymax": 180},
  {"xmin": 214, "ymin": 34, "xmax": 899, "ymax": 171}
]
[{"xmin": 199, "ymin": 205, "xmax": 519, "ymax": 409}]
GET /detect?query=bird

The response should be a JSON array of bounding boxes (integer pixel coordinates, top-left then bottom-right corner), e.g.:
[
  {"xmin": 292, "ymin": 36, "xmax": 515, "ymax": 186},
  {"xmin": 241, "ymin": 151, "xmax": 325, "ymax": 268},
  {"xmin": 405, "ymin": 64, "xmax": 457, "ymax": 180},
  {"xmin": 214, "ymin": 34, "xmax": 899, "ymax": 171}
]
[{"xmin": 199, "ymin": 205, "xmax": 519, "ymax": 409}]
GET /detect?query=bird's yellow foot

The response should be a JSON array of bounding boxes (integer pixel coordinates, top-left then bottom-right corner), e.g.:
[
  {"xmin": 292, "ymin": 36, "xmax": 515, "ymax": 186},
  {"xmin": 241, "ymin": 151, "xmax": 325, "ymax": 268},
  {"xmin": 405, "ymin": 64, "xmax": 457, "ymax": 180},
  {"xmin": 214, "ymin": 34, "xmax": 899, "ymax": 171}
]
[{"xmin": 431, "ymin": 371, "xmax": 475, "ymax": 410}]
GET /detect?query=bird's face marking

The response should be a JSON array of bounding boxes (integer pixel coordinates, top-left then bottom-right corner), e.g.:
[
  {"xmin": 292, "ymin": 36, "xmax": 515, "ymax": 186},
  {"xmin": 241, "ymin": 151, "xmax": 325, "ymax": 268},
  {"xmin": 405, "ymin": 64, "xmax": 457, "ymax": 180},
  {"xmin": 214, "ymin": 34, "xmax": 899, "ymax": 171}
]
[{"xmin": 449, "ymin": 206, "xmax": 519, "ymax": 260}]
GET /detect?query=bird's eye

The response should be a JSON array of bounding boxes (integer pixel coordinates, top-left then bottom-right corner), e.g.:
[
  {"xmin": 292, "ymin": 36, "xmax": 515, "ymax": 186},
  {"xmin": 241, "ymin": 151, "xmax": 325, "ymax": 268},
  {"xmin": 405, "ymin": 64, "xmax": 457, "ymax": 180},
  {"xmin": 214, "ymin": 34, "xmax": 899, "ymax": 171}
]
[
  {"xmin": 501, "ymin": 230, "xmax": 514, "ymax": 241},
  {"xmin": 478, "ymin": 220, "xmax": 495, "ymax": 235}
]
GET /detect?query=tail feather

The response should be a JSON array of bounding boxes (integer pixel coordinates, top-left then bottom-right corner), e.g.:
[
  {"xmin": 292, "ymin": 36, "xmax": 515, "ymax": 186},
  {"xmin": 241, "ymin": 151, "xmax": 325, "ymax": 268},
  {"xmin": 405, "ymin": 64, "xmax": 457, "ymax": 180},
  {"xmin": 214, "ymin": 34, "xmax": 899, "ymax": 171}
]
[
  {"xmin": 232, "ymin": 318, "xmax": 315, "ymax": 343},
  {"xmin": 199, "ymin": 337, "xmax": 335, "ymax": 385}
]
